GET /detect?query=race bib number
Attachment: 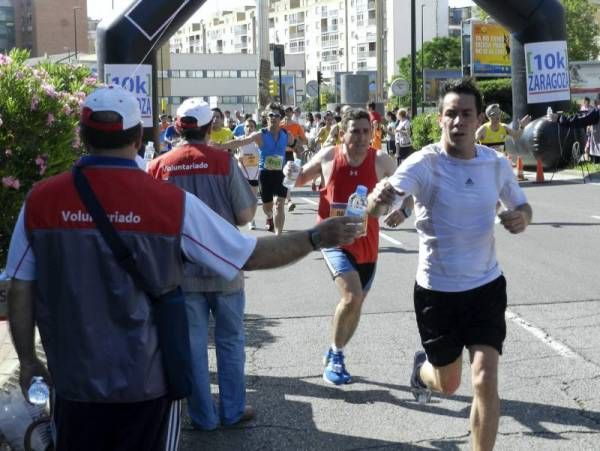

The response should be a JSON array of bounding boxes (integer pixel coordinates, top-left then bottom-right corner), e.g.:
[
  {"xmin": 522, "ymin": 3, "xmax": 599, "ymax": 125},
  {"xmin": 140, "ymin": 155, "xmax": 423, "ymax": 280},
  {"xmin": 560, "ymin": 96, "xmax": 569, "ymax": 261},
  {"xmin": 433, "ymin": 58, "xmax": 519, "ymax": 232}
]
[
  {"xmin": 264, "ymin": 155, "xmax": 283, "ymax": 171},
  {"xmin": 240, "ymin": 154, "xmax": 259, "ymax": 167},
  {"xmin": 329, "ymin": 202, "xmax": 347, "ymax": 217}
]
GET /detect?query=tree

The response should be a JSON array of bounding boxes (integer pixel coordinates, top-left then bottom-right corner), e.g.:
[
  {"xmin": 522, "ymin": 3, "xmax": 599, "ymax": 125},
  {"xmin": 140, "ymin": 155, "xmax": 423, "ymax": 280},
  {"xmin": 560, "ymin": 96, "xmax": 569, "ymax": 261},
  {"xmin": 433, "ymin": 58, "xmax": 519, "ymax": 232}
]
[
  {"xmin": 0, "ymin": 49, "xmax": 98, "ymax": 265},
  {"xmin": 392, "ymin": 37, "xmax": 461, "ymax": 108},
  {"xmin": 561, "ymin": 0, "xmax": 600, "ymax": 61}
]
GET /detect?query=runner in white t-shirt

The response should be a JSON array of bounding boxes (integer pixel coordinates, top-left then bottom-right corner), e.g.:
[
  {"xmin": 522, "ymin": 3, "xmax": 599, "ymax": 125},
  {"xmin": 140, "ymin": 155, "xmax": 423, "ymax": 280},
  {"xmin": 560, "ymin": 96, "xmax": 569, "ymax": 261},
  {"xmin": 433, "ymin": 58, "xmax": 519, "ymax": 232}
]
[
  {"xmin": 236, "ymin": 118, "xmax": 260, "ymax": 230},
  {"xmin": 368, "ymin": 78, "xmax": 532, "ymax": 451}
]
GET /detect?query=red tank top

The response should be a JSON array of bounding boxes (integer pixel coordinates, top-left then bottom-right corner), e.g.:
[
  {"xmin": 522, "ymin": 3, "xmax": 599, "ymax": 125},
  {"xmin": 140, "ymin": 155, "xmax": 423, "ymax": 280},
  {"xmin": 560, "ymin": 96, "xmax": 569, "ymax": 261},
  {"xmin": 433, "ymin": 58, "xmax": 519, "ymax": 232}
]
[{"xmin": 318, "ymin": 146, "xmax": 379, "ymax": 263}]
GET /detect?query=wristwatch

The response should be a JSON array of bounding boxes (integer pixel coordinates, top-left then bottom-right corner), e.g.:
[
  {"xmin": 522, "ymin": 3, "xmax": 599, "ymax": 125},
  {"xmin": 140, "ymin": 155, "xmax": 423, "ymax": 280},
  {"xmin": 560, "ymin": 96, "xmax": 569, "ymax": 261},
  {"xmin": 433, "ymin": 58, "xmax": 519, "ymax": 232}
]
[
  {"xmin": 401, "ymin": 207, "xmax": 412, "ymax": 219},
  {"xmin": 308, "ymin": 228, "xmax": 322, "ymax": 250}
]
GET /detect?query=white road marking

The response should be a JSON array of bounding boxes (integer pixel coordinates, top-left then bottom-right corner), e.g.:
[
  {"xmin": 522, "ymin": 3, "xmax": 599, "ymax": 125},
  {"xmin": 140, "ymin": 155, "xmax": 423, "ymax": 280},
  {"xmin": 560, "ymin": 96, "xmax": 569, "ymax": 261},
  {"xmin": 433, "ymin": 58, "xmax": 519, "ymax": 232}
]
[
  {"xmin": 300, "ymin": 197, "xmax": 318, "ymax": 206},
  {"xmin": 505, "ymin": 310, "xmax": 583, "ymax": 361},
  {"xmin": 300, "ymin": 198, "xmax": 406, "ymax": 246},
  {"xmin": 592, "ymin": 216, "xmax": 600, "ymax": 220},
  {"xmin": 303, "ymin": 197, "xmax": 583, "ymax": 361}
]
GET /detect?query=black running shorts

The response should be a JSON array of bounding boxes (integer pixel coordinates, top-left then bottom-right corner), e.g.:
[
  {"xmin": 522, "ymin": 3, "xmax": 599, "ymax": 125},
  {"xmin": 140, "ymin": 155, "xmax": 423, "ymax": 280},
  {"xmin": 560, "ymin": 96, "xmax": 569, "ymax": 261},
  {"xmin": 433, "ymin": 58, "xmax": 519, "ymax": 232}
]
[
  {"xmin": 259, "ymin": 170, "xmax": 287, "ymax": 203},
  {"xmin": 413, "ymin": 275, "xmax": 507, "ymax": 367}
]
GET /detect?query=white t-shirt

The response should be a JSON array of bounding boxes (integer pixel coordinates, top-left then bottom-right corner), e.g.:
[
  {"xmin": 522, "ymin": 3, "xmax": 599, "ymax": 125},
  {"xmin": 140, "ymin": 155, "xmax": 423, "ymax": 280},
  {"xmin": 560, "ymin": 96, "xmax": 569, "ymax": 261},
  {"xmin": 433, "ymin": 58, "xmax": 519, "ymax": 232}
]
[
  {"xmin": 237, "ymin": 141, "xmax": 260, "ymax": 181},
  {"xmin": 388, "ymin": 143, "xmax": 527, "ymax": 292},
  {"xmin": 395, "ymin": 119, "xmax": 412, "ymax": 147},
  {"xmin": 6, "ymin": 192, "xmax": 257, "ymax": 282}
]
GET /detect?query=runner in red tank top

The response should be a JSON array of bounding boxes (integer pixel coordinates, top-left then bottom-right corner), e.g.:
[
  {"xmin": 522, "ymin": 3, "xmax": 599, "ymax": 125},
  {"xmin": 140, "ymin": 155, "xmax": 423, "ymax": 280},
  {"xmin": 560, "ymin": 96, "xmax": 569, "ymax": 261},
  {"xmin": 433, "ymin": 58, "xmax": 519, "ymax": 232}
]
[{"xmin": 289, "ymin": 108, "xmax": 414, "ymax": 385}]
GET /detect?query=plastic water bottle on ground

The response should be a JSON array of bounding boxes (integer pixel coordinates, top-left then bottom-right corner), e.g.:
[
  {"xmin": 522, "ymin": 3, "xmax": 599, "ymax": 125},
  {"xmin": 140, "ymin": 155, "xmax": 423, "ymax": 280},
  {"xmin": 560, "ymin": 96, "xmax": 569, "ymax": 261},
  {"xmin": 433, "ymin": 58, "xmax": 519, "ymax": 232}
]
[
  {"xmin": 283, "ymin": 158, "xmax": 302, "ymax": 189},
  {"xmin": 27, "ymin": 377, "xmax": 49, "ymax": 405},
  {"xmin": 345, "ymin": 185, "xmax": 369, "ymax": 237}
]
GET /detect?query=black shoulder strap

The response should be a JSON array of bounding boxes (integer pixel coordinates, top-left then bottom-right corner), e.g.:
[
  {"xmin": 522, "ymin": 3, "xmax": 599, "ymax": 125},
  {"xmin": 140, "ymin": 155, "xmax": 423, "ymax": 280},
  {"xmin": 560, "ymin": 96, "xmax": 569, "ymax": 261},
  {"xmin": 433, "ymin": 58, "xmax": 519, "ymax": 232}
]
[{"xmin": 71, "ymin": 165, "xmax": 155, "ymax": 300}]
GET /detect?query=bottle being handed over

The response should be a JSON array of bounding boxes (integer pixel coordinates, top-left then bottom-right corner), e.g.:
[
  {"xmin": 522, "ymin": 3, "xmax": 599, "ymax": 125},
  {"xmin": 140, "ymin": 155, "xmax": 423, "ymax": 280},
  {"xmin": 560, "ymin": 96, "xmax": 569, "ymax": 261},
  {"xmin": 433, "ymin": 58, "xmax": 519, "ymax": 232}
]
[{"xmin": 345, "ymin": 185, "xmax": 369, "ymax": 237}]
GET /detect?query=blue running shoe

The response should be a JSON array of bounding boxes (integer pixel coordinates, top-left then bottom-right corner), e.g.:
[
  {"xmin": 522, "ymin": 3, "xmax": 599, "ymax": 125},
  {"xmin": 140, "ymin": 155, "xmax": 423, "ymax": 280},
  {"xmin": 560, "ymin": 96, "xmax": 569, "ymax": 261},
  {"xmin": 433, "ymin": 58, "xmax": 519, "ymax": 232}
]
[
  {"xmin": 323, "ymin": 350, "xmax": 352, "ymax": 385},
  {"xmin": 323, "ymin": 347, "xmax": 334, "ymax": 366},
  {"xmin": 410, "ymin": 350, "xmax": 432, "ymax": 404}
]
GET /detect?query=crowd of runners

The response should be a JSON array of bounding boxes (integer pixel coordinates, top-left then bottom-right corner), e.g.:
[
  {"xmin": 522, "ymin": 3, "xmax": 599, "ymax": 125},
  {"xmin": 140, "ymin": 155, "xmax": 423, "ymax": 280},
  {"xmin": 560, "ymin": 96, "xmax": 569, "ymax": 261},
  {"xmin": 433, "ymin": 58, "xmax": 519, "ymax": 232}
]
[{"xmin": 5, "ymin": 77, "xmax": 534, "ymax": 451}]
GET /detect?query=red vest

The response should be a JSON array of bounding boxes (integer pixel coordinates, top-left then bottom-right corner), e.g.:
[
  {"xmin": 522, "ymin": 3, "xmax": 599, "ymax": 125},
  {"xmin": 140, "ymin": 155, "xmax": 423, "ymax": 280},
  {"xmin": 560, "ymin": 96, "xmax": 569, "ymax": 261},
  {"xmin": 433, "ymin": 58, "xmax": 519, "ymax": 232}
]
[{"xmin": 318, "ymin": 146, "xmax": 379, "ymax": 263}]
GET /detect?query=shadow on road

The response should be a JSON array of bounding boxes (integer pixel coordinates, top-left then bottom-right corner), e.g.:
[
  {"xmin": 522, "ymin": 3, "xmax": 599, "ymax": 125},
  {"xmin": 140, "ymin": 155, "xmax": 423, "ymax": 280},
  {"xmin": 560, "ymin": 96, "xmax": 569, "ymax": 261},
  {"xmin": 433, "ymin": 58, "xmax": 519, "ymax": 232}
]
[
  {"xmin": 379, "ymin": 246, "xmax": 418, "ymax": 255},
  {"xmin": 186, "ymin": 314, "xmax": 600, "ymax": 450},
  {"xmin": 528, "ymin": 221, "xmax": 600, "ymax": 228}
]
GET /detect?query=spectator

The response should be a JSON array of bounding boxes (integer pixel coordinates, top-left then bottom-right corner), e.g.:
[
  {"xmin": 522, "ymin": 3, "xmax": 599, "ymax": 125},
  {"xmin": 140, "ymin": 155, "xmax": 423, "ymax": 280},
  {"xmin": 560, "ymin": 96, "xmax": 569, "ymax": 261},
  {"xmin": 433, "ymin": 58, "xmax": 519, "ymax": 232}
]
[
  {"xmin": 210, "ymin": 107, "xmax": 234, "ymax": 146},
  {"xmin": 395, "ymin": 109, "xmax": 413, "ymax": 165}
]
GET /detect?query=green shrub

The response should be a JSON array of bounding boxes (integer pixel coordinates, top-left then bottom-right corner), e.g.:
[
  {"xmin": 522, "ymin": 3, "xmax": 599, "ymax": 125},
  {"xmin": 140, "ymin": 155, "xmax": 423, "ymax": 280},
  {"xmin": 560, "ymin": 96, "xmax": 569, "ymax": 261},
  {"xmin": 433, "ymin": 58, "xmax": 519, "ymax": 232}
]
[
  {"xmin": 0, "ymin": 49, "xmax": 99, "ymax": 267},
  {"xmin": 477, "ymin": 78, "xmax": 513, "ymax": 120},
  {"xmin": 411, "ymin": 113, "xmax": 441, "ymax": 150}
]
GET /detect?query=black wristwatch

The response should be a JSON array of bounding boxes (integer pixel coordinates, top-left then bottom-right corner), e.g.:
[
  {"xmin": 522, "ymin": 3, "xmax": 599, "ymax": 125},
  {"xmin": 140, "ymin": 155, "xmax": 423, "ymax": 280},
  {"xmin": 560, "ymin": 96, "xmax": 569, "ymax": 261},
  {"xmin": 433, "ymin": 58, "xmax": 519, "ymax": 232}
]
[
  {"xmin": 401, "ymin": 207, "xmax": 412, "ymax": 219},
  {"xmin": 308, "ymin": 228, "xmax": 322, "ymax": 250}
]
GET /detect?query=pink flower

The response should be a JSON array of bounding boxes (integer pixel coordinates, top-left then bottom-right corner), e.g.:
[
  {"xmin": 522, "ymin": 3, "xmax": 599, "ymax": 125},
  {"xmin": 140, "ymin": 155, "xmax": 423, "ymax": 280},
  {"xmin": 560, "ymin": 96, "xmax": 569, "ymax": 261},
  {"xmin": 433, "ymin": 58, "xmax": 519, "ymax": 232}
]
[
  {"xmin": 84, "ymin": 76, "xmax": 97, "ymax": 86},
  {"xmin": 2, "ymin": 176, "xmax": 20, "ymax": 190},
  {"xmin": 0, "ymin": 54, "xmax": 12, "ymax": 65},
  {"xmin": 30, "ymin": 96, "xmax": 39, "ymax": 111},
  {"xmin": 41, "ymin": 83, "xmax": 57, "ymax": 98},
  {"xmin": 14, "ymin": 71, "xmax": 24, "ymax": 80},
  {"xmin": 72, "ymin": 134, "xmax": 81, "ymax": 149},
  {"xmin": 63, "ymin": 104, "xmax": 72, "ymax": 115},
  {"xmin": 46, "ymin": 113, "xmax": 55, "ymax": 125}
]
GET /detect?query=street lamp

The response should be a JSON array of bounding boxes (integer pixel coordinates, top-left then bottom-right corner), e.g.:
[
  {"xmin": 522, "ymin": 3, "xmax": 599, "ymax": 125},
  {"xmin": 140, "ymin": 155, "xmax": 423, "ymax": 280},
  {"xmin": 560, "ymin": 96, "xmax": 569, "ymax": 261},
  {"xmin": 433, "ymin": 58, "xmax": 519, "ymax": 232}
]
[
  {"xmin": 421, "ymin": 3, "xmax": 425, "ymax": 113},
  {"xmin": 73, "ymin": 6, "xmax": 80, "ymax": 61}
]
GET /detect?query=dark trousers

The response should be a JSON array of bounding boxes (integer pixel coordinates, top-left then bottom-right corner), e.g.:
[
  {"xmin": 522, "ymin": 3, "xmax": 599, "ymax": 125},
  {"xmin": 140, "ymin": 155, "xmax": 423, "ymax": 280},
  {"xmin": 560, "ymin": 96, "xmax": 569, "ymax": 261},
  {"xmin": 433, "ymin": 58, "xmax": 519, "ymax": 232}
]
[{"xmin": 53, "ymin": 395, "xmax": 181, "ymax": 451}]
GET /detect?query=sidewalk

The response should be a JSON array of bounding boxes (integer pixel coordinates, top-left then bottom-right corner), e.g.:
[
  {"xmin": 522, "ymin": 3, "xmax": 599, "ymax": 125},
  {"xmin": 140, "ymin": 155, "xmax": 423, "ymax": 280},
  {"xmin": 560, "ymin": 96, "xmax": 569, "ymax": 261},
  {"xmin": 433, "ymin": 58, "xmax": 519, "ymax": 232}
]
[{"xmin": 0, "ymin": 322, "xmax": 18, "ymax": 389}]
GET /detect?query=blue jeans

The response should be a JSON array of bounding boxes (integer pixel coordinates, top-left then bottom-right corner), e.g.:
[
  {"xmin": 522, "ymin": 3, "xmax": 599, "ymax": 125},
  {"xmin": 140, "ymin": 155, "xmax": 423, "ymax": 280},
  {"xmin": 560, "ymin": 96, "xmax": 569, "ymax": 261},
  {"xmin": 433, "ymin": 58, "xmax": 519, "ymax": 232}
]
[{"xmin": 185, "ymin": 290, "xmax": 246, "ymax": 430}]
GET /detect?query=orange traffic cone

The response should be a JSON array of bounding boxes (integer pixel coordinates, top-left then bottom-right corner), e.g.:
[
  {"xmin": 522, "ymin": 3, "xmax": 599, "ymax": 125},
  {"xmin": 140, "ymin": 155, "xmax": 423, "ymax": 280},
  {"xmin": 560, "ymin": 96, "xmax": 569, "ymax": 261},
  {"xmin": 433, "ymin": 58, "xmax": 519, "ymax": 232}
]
[
  {"xmin": 516, "ymin": 156, "xmax": 526, "ymax": 181},
  {"xmin": 534, "ymin": 158, "xmax": 545, "ymax": 183}
]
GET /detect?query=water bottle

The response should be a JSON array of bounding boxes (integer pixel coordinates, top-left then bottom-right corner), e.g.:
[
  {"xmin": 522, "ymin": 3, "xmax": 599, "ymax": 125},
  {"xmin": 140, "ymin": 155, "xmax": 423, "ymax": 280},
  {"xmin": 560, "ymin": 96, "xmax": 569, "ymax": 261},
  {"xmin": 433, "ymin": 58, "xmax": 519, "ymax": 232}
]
[
  {"xmin": 283, "ymin": 158, "xmax": 302, "ymax": 189},
  {"xmin": 345, "ymin": 184, "xmax": 369, "ymax": 237},
  {"xmin": 144, "ymin": 141, "xmax": 155, "ymax": 162},
  {"xmin": 546, "ymin": 106, "xmax": 553, "ymax": 120},
  {"xmin": 27, "ymin": 377, "xmax": 49, "ymax": 405}
]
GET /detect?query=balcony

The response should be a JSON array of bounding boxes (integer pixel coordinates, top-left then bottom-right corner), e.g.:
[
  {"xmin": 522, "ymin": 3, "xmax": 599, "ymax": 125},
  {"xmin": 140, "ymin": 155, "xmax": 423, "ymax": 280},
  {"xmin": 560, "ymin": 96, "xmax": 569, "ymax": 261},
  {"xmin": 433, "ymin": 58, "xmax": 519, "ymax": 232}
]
[{"xmin": 288, "ymin": 12, "xmax": 305, "ymax": 25}]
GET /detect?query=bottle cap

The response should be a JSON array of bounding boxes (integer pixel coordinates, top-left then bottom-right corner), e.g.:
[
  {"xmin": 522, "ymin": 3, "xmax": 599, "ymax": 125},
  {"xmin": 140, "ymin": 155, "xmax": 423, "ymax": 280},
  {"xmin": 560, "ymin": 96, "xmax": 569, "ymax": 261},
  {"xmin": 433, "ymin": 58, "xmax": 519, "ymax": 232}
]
[
  {"xmin": 356, "ymin": 185, "xmax": 368, "ymax": 196},
  {"xmin": 146, "ymin": 141, "xmax": 154, "ymax": 149}
]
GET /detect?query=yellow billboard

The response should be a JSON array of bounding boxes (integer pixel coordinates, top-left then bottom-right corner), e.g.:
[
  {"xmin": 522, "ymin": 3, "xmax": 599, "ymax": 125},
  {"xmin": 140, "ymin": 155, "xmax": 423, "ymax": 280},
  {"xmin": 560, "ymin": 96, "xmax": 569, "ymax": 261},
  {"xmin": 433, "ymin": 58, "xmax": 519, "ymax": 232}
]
[{"xmin": 471, "ymin": 21, "xmax": 511, "ymax": 77}]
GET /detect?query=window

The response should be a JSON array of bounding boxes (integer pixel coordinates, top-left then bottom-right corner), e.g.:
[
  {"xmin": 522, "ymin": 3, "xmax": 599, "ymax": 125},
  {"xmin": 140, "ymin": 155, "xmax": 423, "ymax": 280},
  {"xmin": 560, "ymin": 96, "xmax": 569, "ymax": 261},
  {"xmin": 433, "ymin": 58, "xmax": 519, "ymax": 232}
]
[{"xmin": 206, "ymin": 70, "xmax": 215, "ymax": 78}]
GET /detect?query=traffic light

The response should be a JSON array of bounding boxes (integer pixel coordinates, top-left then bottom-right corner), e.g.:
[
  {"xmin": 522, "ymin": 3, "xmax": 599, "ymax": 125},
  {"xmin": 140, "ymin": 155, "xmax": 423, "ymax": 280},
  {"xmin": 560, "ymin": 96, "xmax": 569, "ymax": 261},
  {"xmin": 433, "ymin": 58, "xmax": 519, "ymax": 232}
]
[
  {"xmin": 268, "ymin": 79, "xmax": 279, "ymax": 97},
  {"xmin": 317, "ymin": 70, "xmax": 323, "ymax": 85}
]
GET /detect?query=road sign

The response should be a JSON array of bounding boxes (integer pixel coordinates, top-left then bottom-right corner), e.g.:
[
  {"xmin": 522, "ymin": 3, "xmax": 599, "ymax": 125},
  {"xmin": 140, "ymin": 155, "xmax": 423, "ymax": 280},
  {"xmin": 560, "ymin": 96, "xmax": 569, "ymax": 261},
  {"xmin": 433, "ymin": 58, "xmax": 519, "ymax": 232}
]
[
  {"xmin": 104, "ymin": 64, "xmax": 152, "ymax": 127},
  {"xmin": 306, "ymin": 80, "xmax": 318, "ymax": 97},
  {"xmin": 389, "ymin": 78, "xmax": 409, "ymax": 97}
]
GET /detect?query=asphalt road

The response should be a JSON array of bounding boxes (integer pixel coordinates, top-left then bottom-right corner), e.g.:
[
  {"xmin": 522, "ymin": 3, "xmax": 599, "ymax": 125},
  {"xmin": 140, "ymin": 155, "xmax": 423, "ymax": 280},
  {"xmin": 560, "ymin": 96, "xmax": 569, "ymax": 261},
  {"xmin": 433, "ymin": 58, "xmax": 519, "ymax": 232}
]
[{"xmin": 180, "ymin": 172, "xmax": 600, "ymax": 450}]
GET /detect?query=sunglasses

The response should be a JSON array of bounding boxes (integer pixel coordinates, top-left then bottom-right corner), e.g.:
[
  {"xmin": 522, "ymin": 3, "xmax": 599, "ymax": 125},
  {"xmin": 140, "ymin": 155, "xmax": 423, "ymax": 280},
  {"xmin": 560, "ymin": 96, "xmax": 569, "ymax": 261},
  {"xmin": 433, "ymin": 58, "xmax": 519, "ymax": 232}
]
[{"xmin": 268, "ymin": 112, "xmax": 281, "ymax": 118}]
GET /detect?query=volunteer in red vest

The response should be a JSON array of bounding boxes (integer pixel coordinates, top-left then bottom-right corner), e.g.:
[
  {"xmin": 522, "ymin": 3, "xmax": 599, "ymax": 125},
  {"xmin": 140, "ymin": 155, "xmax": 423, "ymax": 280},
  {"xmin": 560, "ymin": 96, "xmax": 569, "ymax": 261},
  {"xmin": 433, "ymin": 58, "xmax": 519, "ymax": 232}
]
[
  {"xmin": 5, "ymin": 86, "xmax": 363, "ymax": 449},
  {"xmin": 148, "ymin": 98, "xmax": 258, "ymax": 430},
  {"xmin": 289, "ymin": 108, "xmax": 411, "ymax": 385}
]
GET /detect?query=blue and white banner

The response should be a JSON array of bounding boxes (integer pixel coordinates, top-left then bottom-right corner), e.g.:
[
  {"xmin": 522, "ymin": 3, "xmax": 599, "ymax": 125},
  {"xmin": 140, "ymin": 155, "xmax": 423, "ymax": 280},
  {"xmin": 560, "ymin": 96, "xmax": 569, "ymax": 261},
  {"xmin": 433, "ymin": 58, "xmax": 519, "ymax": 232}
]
[
  {"xmin": 524, "ymin": 41, "xmax": 570, "ymax": 104},
  {"xmin": 104, "ymin": 64, "xmax": 153, "ymax": 127}
]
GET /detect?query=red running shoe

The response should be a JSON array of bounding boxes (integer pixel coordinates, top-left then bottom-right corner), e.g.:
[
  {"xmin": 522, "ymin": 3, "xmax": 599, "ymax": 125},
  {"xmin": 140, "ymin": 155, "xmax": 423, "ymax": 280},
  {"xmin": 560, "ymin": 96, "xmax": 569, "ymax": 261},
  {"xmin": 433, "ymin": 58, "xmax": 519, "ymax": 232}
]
[{"xmin": 265, "ymin": 217, "xmax": 274, "ymax": 232}]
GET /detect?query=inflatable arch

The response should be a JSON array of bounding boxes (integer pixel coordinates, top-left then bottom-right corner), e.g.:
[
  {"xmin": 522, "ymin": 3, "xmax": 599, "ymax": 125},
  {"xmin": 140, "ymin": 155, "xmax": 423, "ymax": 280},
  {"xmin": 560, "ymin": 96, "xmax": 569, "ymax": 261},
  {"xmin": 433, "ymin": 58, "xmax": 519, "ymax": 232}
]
[{"xmin": 97, "ymin": 0, "xmax": 572, "ymax": 168}]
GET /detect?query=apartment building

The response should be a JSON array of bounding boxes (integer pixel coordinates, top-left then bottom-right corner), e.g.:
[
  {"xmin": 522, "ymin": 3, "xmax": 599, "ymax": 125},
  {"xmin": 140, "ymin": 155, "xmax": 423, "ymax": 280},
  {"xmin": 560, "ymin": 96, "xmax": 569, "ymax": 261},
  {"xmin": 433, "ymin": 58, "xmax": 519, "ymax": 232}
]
[
  {"xmin": 158, "ymin": 51, "xmax": 306, "ymax": 115},
  {"xmin": 448, "ymin": 6, "xmax": 473, "ymax": 38},
  {"xmin": 171, "ymin": 0, "xmax": 449, "ymax": 85},
  {"xmin": 10, "ymin": 0, "xmax": 88, "ymax": 57},
  {"xmin": 0, "ymin": 0, "xmax": 15, "ymax": 53}
]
